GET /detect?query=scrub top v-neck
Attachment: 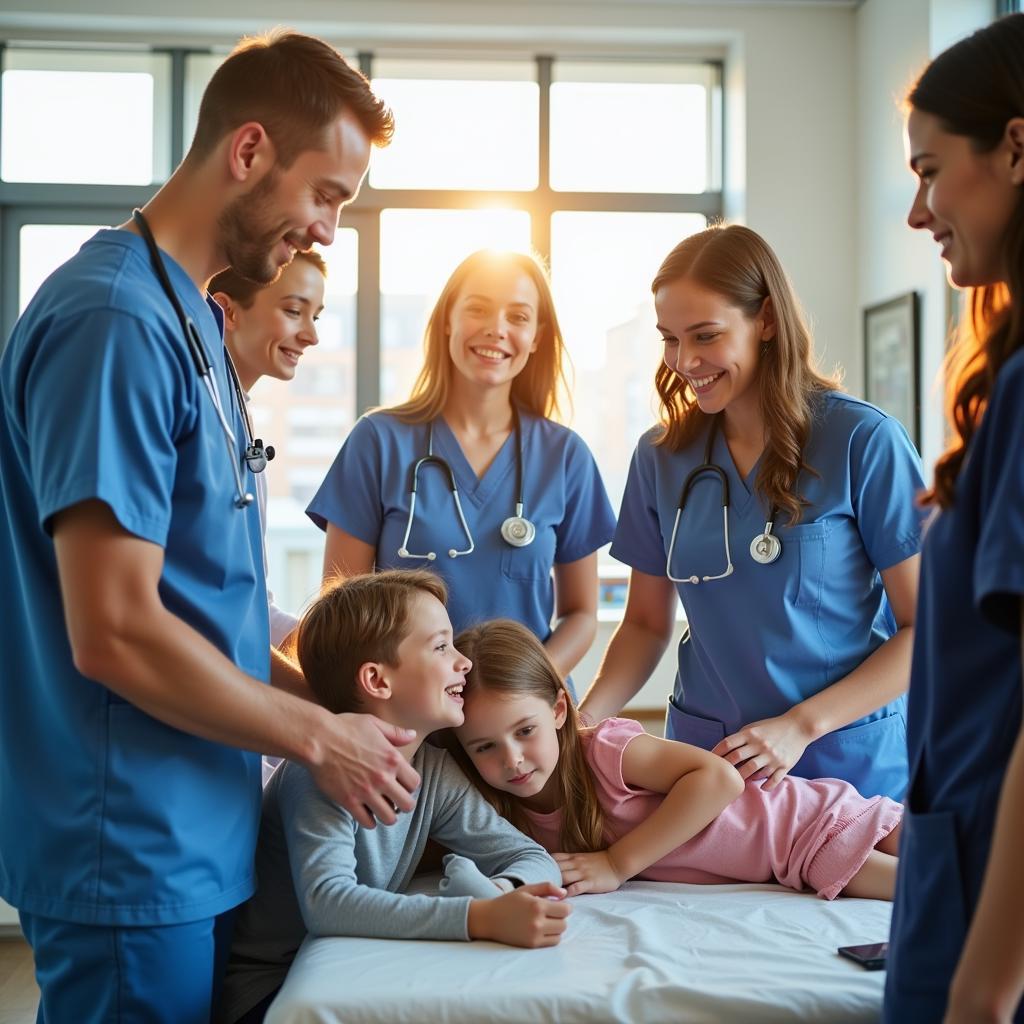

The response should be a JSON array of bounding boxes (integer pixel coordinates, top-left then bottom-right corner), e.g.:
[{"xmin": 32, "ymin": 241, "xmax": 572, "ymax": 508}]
[
  {"xmin": 612, "ymin": 391, "xmax": 926, "ymax": 800},
  {"xmin": 308, "ymin": 409, "xmax": 616, "ymax": 646}
]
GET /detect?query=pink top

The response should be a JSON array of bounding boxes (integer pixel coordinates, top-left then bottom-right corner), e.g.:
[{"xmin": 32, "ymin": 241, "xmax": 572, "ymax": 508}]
[{"xmin": 523, "ymin": 718, "xmax": 901, "ymax": 899}]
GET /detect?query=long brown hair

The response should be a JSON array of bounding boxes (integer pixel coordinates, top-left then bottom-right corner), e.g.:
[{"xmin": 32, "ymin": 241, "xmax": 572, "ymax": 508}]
[
  {"xmin": 386, "ymin": 250, "xmax": 571, "ymax": 424},
  {"xmin": 651, "ymin": 224, "xmax": 840, "ymax": 524},
  {"xmin": 908, "ymin": 14, "xmax": 1024, "ymax": 509},
  {"xmin": 444, "ymin": 620, "xmax": 606, "ymax": 853}
]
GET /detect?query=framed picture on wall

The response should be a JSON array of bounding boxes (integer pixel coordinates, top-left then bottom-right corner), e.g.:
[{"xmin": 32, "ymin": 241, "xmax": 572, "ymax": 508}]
[{"xmin": 863, "ymin": 292, "xmax": 920, "ymax": 449}]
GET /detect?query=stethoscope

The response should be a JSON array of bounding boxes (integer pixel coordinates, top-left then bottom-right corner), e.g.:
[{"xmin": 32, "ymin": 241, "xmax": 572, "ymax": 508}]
[
  {"xmin": 397, "ymin": 406, "xmax": 535, "ymax": 561},
  {"xmin": 132, "ymin": 209, "xmax": 275, "ymax": 510},
  {"xmin": 666, "ymin": 414, "xmax": 782, "ymax": 585}
]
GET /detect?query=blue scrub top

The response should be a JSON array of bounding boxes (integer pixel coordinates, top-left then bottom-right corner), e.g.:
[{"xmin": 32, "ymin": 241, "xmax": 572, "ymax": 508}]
[
  {"xmin": 885, "ymin": 350, "xmax": 1024, "ymax": 1022},
  {"xmin": 307, "ymin": 410, "xmax": 616, "ymax": 645},
  {"xmin": 611, "ymin": 391, "xmax": 925, "ymax": 799},
  {"xmin": 0, "ymin": 230, "xmax": 268, "ymax": 926}
]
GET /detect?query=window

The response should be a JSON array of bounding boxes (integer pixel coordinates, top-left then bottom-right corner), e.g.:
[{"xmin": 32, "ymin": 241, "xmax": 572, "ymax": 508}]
[
  {"xmin": 370, "ymin": 60, "xmax": 538, "ymax": 191},
  {"xmin": 1, "ymin": 46, "xmax": 723, "ymax": 619},
  {"xmin": 2, "ymin": 48, "xmax": 171, "ymax": 184},
  {"xmin": 550, "ymin": 62, "xmax": 717, "ymax": 194},
  {"xmin": 19, "ymin": 224, "xmax": 107, "ymax": 312}
]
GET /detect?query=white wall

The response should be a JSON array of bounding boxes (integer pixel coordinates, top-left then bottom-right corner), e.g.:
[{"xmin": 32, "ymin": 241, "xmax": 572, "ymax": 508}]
[{"xmin": 854, "ymin": 0, "xmax": 991, "ymax": 471}]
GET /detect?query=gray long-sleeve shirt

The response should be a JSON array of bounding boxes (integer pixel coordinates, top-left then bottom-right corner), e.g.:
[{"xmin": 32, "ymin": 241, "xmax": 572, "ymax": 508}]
[{"xmin": 220, "ymin": 741, "xmax": 560, "ymax": 1022}]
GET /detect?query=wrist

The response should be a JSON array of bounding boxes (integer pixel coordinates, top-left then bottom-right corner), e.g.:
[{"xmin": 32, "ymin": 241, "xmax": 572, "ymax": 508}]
[
  {"xmin": 605, "ymin": 845, "xmax": 631, "ymax": 884},
  {"xmin": 467, "ymin": 898, "xmax": 494, "ymax": 940},
  {"xmin": 786, "ymin": 702, "xmax": 823, "ymax": 743},
  {"xmin": 293, "ymin": 703, "xmax": 335, "ymax": 769}
]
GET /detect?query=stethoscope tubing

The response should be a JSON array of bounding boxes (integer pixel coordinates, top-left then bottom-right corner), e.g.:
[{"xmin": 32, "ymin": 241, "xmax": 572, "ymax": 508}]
[
  {"xmin": 132, "ymin": 209, "xmax": 256, "ymax": 509},
  {"xmin": 397, "ymin": 406, "xmax": 533, "ymax": 561},
  {"xmin": 666, "ymin": 413, "xmax": 781, "ymax": 584}
]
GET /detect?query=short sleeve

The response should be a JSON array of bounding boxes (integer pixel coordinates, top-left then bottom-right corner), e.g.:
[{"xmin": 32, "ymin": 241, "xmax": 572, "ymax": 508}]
[
  {"xmin": 609, "ymin": 435, "xmax": 668, "ymax": 577},
  {"xmin": 973, "ymin": 356, "xmax": 1024, "ymax": 633},
  {"xmin": 585, "ymin": 717, "xmax": 648, "ymax": 797},
  {"xmin": 553, "ymin": 432, "xmax": 617, "ymax": 564},
  {"xmin": 306, "ymin": 414, "xmax": 385, "ymax": 544},
  {"xmin": 850, "ymin": 414, "xmax": 926, "ymax": 571},
  {"xmin": 24, "ymin": 309, "xmax": 190, "ymax": 544}
]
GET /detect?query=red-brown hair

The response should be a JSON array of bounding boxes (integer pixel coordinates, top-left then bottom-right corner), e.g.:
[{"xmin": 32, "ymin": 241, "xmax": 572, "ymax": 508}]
[{"xmin": 907, "ymin": 14, "xmax": 1024, "ymax": 509}]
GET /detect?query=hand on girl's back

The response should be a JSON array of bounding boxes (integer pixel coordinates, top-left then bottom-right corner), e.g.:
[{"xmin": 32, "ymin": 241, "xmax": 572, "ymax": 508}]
[
  {"xmin": 467, "ymin": 882, "xmax": 571, "ymax": 948},
  {"xmin": 552, "ymin": 850, "xmax": 625, "ymax": 896}
]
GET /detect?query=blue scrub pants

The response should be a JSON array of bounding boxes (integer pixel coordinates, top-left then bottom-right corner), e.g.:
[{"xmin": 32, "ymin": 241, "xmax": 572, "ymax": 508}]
[{"xmin": 20, "ymin": 909, "xmax": 236, "ymax": 1024}]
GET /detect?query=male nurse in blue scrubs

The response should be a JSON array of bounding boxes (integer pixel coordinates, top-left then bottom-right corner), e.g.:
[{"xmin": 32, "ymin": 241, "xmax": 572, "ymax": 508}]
[{"xmin": 0, "ymin": 32, "xmax": 420, "ymax": 1024}]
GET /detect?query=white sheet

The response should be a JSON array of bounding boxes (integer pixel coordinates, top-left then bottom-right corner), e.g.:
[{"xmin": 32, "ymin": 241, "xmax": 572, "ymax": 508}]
[{"xmin": 265, "ymin": 880, "xmax": 891, "ymax": 1024}]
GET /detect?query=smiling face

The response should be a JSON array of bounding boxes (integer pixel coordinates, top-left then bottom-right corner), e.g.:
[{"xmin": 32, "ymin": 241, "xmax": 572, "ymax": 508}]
[
  {"xmin": 455, "ymin": 687, "xmax": 567, "ymax": 812},
  {"xmin": 377, "ymin": 592, "xmax": 473, "ymax": 736},
  {"xmin": 906, "ymin": 108, "xmax": 1023, "ymax": 288},
  {"xmin": 219, "ymin": 110, "xmax": 371, "ymax": 286},
  {"xmin": 218, "ymin": 256, "xmax": 325, "ymax": 390},
  {"xmin": 445, "ymin": 264, "xmax": 541, "ymax": 395},
  {"xmin": 655, "ymin": 277, "xmax": 772, "ymax": 419}
]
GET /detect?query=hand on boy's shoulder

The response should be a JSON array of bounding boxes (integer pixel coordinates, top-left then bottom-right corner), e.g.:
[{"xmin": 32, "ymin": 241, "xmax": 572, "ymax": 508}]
[{"xmin": 294, "ymin": 711, "xmax": 422, "ymax": 829}]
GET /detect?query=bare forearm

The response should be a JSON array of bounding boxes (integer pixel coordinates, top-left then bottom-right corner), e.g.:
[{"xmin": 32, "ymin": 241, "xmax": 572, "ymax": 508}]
[
  {"xmin": 607, "ymin": 762, "xmax": 742, "ymax": 881},
  {"xmin": 270, "ymin": 645, "xmax": 318, "ymax": 703},
  {"xmin": 544, "ymin": 611, "xmax": 596, "ymax": 679},
  {"xmin": 580, "ymin": 620, "xmax": 670, "ymax": 722},
  {"xmin": 789, "ymin": 627, "xmax": 913, "ymax": 740},
  {"xmin": 76, "ymin": 602, "xmax": 329, "ymax": 765}
]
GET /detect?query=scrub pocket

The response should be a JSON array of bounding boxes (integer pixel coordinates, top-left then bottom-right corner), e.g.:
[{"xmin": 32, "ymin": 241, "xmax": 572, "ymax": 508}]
[
  {"xmin": 793, "ymin": 710, "xmax": 908, "ymax": 800},
  {"xmin": 885, "ymin": 810, "xmax": 968, "ymax": 1007},
  {"xmin": 501, "ymin": 528, "xmax": 556, "ymax": 582},
  {"xmin": 780, "ymin": 521, "xmax": 829, "ymax": 609},
  {"xmin": 665, "ymin": 696, "xmax": 726, "ymax": 749}
]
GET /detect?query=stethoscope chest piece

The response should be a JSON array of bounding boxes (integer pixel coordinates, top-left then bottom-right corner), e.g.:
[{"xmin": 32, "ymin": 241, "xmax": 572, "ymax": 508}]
[
  {"xmin": 749, "ymin": 526, "xmax": 782, "ymax": 565},
  {"xmin": 500, "ymin": 508, "xmax": 536, "ymax": 548}
]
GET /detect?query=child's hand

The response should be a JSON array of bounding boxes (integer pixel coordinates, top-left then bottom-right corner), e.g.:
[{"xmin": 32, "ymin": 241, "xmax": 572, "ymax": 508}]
[
  {"xmin": 552, "ymin": 850, "xmax": 624, "ymax": 896},
  {"xmin": 467, "ymin": 882, "xmax": 570, "ymax": 948}
]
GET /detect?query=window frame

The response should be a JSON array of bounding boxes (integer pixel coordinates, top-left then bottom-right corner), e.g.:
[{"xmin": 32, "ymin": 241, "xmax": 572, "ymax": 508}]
[{"xmin": 0, "ymin": 46, "xmax": 723, "ymax": 391}]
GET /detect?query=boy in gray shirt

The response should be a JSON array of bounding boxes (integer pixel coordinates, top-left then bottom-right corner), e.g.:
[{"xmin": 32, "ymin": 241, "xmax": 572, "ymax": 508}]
[{"xmin": 221, "ymin": 570, "xmax": 568, "ymax": 1023}]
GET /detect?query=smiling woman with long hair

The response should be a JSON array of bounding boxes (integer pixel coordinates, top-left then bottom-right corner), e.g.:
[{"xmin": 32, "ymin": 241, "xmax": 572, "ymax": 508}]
[
  {"xmin": 306, "ymin": 249, "xmax": 616, "ymax": 688},
  {"xmin": 580, "ymin": 223, "xmax": 926, "ymax": 803}
]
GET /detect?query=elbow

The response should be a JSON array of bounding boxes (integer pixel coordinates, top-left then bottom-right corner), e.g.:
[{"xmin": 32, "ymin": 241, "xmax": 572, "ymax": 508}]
[
  {"xmin": 67, "ymin": 604, "xmax": 159, "ymax": 686},
  {"xmin": 718, "ymin": 759, "xmax": 746, "ymax": 803},
  {"xmin": 70, "ymin": 632, "xmax": 127, "ymax": 684}
]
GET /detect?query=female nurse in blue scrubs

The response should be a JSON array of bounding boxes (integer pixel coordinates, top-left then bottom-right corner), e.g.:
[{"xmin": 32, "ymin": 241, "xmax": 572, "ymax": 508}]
[
  {"xmin": 307, "ymin": 249, "xmax": 616, "ymax": 683},
  {"xmin": 886, "ymin": 14, "xmax": 1024, "ymax": 1022},
  {"xmin": 580, "ymin": 225, "xmax": 924, "ymax": 801},
  {"xmin": 212, "ymin": 249, "xmax": 326, "ymax": 648}
]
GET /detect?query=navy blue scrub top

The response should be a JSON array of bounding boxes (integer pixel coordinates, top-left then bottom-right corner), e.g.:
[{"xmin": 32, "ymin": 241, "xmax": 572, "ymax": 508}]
[
  {"xmin": 885, "ymin": 349, "xmax": 1024, "ymax": 1022},
  {"xmin": 307, "ymin": 410, "xmax": 616, "ymax": 643},
  {"xmin": 0, "ymin": 230, "xmax": 268, "ymax": 926},
  {"xmin": 612, "ymin": 392, "xmax": 926, "ymax": 799}
]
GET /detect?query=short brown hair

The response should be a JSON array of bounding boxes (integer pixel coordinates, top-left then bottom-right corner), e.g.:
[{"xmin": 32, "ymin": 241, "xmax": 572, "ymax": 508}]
[
  {"xmin": 297, "ymin": 570, "xmax": 448, "ymax": 714},
  {"xmin": 190, "ymin": 29, "xmax": 394, "ymax": 167},
  {"xmin": 209, "ymin": 249, "xmax": 327, "ymax": 308}
]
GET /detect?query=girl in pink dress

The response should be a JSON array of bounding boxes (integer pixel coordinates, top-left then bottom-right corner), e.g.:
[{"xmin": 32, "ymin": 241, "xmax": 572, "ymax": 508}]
[{"xmin": 447, "ymin": 619, "xmax": 902, "ymax": 901}]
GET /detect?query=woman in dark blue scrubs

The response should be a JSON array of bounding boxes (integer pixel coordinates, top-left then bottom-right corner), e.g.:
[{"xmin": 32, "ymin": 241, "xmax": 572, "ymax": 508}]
[{"xmin": 886, "ymin": 14, "xmax": 1024, "ymax": 1022}]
